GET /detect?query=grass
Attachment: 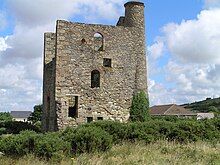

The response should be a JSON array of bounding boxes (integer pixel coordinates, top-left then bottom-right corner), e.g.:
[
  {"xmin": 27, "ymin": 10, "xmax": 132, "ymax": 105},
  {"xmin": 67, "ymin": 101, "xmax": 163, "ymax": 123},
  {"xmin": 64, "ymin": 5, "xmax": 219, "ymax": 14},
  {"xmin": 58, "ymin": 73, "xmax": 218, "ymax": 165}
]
[{"xmin": 0, "ymin": 141, "xmax": 220, "ymax": 165}]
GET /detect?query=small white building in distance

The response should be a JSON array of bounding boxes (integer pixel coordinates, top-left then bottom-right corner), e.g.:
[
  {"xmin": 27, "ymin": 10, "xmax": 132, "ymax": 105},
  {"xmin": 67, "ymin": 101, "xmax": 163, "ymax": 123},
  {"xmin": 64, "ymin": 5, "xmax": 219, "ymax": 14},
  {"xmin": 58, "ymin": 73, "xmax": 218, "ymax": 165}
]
[
  {"xmin": 10, "ymin": 111, "xmax": 32, "ymax": 122},
  {"xmin": 197, "ymin": 113, "xmax": 215, "ymax": 120}
]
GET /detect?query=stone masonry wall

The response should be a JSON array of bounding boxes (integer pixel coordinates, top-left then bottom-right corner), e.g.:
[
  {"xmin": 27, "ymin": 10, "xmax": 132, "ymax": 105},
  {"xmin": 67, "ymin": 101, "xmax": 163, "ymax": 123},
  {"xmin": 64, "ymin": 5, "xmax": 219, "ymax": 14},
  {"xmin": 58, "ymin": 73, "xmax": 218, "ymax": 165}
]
[
  {"xmin": 54, "ymin": 23, "xmax": 146, "ymax": 129},
  {"xmin": 42, "ymin": 1, "xmax": 148, "ymax": 131},
  {"xmin": 42, "ymin": 33, "xmax": 57, "ymax": 131}
]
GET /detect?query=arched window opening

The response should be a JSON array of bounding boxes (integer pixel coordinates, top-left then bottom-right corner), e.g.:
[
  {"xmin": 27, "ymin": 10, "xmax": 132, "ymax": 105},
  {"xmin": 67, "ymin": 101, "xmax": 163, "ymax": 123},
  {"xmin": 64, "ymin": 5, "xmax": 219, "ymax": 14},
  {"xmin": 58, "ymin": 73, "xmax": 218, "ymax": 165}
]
[
  {"xmin": 94, "ymin": 33, "xmax": 104, "ymax": 51},
  {"xmin": 91, "ymin": 70, "xmax": 100, "ymax": 88}
]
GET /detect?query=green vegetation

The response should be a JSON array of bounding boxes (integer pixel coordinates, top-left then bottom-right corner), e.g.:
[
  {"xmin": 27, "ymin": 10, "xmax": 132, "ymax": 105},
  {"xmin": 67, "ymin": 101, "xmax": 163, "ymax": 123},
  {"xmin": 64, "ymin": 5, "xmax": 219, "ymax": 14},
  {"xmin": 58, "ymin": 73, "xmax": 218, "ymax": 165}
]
[
  {"xmin": 0, "ymin": 121, "xmax": 41, "ymax": 135},
  {"xmin": 0, "ymin": 112, "xmax": 12, "ymax": 122},
  {"xmin": 0, "ymin": 112, "xmax": 12, "ymax": 135},
  {"xmin": 183, "ymin": 97, "xmax": 220, "ymax": 114},
  {"xmin": 0, "ymin": 141, "xmax": 219, "ymax": 165},
  {"xmin": 0, "ymin": 118, "xmax": 219, "ymax": 163},
  {"xmin": 0, "ymin": 104, "xmax": 43, "ymax": 135},
  {"xmin": 28, "ymin": 104, "xmax": 42, "ymax": 124},
  {"xmin": 130, "ymin": 91, "xmax": 149, "ymax": 122},
  {"xmin": 63, "ymin": 126, "xmax": 112, "ymax": 154}
]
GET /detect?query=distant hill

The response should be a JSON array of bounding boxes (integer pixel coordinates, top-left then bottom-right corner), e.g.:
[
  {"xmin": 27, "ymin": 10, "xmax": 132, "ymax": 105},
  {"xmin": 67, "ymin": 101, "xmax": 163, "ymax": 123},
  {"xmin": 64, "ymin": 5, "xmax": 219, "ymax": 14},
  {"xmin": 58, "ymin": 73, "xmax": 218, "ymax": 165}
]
[{"xmin": 182, "ymin": 97, "xmax": 220, "ymax": 113}]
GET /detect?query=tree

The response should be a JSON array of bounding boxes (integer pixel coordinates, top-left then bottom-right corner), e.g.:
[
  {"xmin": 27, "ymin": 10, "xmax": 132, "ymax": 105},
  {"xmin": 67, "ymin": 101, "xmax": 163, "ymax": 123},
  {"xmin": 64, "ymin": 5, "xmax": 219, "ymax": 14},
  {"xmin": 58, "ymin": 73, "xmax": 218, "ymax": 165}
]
[
  {"xmin": 208, "ymin": 106, "xmax": 218, "ymax": 113},
  {"xmin": 0, "ymin": 112, "xmax": 13, "ymax": 122},
  {"xmin": 28, "ymin": 104, "xmax": 43, "ymax": 123},
  {"xmin": 129, "ymin": 91, "xmax": 149, "ymax": 122}
]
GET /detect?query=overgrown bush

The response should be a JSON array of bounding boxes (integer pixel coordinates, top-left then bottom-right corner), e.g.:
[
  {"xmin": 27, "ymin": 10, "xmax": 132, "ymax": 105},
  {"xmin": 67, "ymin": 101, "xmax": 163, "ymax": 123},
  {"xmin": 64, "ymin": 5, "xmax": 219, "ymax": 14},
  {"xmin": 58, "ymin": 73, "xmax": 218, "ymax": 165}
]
[
  {"xmin": 0, "ymin": 131, "xmax": 39, "ymax": 156},
  {"xmin": 0, "ymin": 127, "xmax": 6, "ymax": 135},
  {"xmin": 0, "ymin": 118, "xmax": 219, "ymax": 161},
  {"xmin": 0, "ymin": 112, "xmax": 12, "ymax": 122},
  {"xmin": 83, "ymin": 119, "xmax": 220, "ymax": 143},
  {"xmin": 0, "ymin": 121, "xmax": 41, "ymax": 134},
  {"xmin": 64, "ymin": 126, "xmax": 112, "ymax": 154},
  {"xmin": 87, "ymin": 121, "xmax": 129, "ymax": 143},
  {"xmin": 35, "ymin": 132, "xmax": 71, "ymax": 160},
  {"xmin": 130, "ymin": 91, "xmax": 149, "ymax": 122}
]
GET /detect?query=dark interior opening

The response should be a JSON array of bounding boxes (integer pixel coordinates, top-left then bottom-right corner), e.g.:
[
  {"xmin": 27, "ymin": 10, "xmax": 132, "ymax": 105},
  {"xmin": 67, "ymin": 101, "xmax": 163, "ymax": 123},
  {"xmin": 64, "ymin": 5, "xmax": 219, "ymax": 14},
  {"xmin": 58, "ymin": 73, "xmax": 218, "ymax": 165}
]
[
  {"xmin": 46, "ymin": 96, "xmax": 50, "ymax": 131},
  {"xmin": 91, "ymin": 70, "xmax": 100, "ymax": 88},
  {"xmin": 81, "ymin": 38, "xmax": 86, "ymax": 44},
  {"xmin": 103, "ymin": 58, "xmax": 112, "ymax": 67},
  {"xmin": 68, "ymin": 96, "xmax": 78, "ymax": 118},
  {"xmin": 97, "ymin": 117, "xmax": 103, "ymax": 120},
  {"xmin": 87, "ymin": 117, "xmax": 93, "ymax": 123}
]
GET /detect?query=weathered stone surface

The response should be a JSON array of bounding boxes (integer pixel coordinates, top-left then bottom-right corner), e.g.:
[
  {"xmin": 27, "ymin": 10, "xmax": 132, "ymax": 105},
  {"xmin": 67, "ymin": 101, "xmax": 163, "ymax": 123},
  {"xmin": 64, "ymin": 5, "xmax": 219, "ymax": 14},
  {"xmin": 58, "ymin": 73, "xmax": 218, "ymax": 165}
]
[{"xmin": 42, "ymin": 1, "xmax": 148, "ymax": 131}]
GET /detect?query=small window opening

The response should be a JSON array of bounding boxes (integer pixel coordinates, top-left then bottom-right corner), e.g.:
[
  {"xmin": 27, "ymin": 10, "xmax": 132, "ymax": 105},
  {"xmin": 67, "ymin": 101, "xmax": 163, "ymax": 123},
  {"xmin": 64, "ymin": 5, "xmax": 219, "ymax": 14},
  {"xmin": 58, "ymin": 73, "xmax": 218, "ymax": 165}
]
[
  {"xmin": 97, "ymin": 117, "xmax": 103, "ymax": 121},
  {"xmin": 68, "ymin": 96, "xmax": 78, "ymax": 118},
  {"xmin": 91, "ymin": 70, "xmax": 100, "ymax": 88},
  {"xmin": 47, "ymin": 96, "xmax": 50, "ymax": 111},
  {"xmin": 81, "ymin": 38, "xmax": 86, "ymax": 44},
  {"xmin": 94, "ymin": 33, "xmax": 104, "ymax": 51},
  {"xmin": 87, "ymin": 117, "xmax": 93, "ymax": 123},
  {"xmin": 103, "ymin": 58, "xmax": 112, "ymax": 67},
  {"xmin": 46, "ymin": 96, "xmax": 50, "ymax": 130}
]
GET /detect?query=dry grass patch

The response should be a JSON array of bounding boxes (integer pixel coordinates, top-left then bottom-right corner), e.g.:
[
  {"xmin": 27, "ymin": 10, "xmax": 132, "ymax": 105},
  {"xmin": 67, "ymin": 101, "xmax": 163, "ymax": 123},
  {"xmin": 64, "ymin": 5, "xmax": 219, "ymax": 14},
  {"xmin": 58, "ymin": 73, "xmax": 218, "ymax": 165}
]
[
  {"xmin": 0, "ymin": 141, "xmax": 219, "ymax": 165},
  {"xmin": 77, "ymin": 141, "xmax": 220, "ymax": 165}
]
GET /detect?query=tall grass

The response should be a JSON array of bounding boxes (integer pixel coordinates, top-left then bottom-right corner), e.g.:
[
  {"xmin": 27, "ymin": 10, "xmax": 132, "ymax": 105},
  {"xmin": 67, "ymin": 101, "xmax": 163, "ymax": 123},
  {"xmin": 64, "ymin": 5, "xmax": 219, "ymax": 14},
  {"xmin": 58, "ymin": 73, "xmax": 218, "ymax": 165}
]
[{"xmin": 1, "ymin": 141, "xmax": 219, "ymax": 165}]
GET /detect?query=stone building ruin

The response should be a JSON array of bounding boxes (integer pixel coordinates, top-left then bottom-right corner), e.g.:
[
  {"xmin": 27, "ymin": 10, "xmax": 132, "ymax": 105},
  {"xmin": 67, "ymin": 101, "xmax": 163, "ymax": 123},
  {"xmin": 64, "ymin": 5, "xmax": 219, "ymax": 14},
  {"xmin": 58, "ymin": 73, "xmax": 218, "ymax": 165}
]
[{"xmin": 42, "ymin": 1, "xmax": 148, "ymax": 131}]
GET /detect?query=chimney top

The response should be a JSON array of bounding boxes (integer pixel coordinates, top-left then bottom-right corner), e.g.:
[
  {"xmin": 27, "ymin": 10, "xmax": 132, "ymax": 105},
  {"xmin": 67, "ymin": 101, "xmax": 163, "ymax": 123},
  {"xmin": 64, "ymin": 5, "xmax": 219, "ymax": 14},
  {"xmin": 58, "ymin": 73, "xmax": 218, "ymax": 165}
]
[{"xmin": 124, "ymin": 1, "xmax": 145, "ymax": 7}]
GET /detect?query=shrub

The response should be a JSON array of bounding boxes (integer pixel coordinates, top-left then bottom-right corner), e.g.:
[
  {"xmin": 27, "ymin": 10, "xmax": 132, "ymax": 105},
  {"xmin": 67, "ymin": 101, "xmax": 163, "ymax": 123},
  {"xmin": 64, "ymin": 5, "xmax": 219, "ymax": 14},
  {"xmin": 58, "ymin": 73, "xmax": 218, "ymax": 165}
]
[
  {"xmin": 35, "ymin": 132, "xmax": 71, "ymax": 160},
  {"xmin": 84, "ymin": 119, "xmax": 220, "ymax": 144},
  {"xmin": 69, "ymin": 126, "xmax": 113, "ymax": 154},
  {"xmin": 0, "ymin": 127, "xmax": 6, "ymax": 135},
  {"xmin": 126, "ymin": 122, "xmax": 155, "ymax": 143},
  {"xmin": 130, "ymin": 91, "xmax": 149, "ymax": 122},
  {"xmin": 0, "ymin": 131, "xmax": 39, "ymax": 156},
  {"xmin": 0, "ymin": 121, "xmax": 41, "ymax": 134},
  {"xmin": 0, "ymin": 118, "xmax": 219, "ymax": 160},
  {"xmin": 87, "ymin": 121, "xmax": 128, "ymax": 143},
  {"xmin": 0, "ymin": 112, "xmax": 12, "ymax": 122},
  {"xmin": 28, "ymin": 104, "xmax": 43, "ymax": 123}
]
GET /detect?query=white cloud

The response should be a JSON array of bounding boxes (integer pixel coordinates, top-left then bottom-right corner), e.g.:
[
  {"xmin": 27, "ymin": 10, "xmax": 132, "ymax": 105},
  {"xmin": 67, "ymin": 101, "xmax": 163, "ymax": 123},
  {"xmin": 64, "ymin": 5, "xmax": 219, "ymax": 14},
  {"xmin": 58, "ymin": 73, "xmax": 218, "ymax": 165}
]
[
  {"xmin": 0, "ymin": 64, "xmax": 42, "ymax": 111},
  {"xmin": 148, "ymin": 6, "xmax": 220, "ymax": 106},
  {"xmin": 205, "ymin": 0, "xmax": 220, "ymax": 8},
  {"xmin": 1, "ymin": 24, "xmax": 54, "ymax": 64},
  {"xmin": 6, "ymin": 0, "xmax": 126, "ymax": 26},
  {"xmin": 0, "ymin": 37, "xmax": 8, "ymax": 51},
  {"xmin": 6, "ymin": 0, "xmax": 77, "ymax": 26},
  {"xmin": 163, "ymin": 9, "xmax": 220, "ymax": 64},
  {"xmin": 162, "ymin": 8, "xmax": 220, "ymax": 96},
  {"xmin": 148, "ymin": 79, "xmax": 177, "ymax": 105},
  {"xmin": 149, "ymin": 57, "xmax": 220, "ymax": 105},
  {"xmin": 74, "ymin": 0, "xmax": 125, "ymax": 23},
  {"xmin": 148, "ymin": 40, "xmax": 164, "ymax": 60},
  {"xmin": 0, "ymin": 12, "xmax": 7, "ymax": 31}
]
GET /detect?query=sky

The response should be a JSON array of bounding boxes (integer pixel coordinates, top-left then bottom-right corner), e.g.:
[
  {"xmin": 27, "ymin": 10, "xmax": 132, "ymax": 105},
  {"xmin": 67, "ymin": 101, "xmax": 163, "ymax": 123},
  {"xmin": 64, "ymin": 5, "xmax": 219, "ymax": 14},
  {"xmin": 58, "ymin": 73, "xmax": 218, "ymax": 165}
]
[{"xmin": 0, "ymin": 0, "xmax": 220, "ymax": 112}]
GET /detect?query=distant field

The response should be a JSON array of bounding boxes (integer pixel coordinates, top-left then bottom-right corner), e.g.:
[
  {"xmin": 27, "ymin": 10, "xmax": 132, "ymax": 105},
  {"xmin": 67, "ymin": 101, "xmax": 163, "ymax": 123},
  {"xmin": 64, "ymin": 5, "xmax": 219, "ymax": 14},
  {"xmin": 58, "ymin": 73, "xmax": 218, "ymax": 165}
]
[{"xmin": 1, "ymin": 141, "xmax": 220, "ymax": 165}]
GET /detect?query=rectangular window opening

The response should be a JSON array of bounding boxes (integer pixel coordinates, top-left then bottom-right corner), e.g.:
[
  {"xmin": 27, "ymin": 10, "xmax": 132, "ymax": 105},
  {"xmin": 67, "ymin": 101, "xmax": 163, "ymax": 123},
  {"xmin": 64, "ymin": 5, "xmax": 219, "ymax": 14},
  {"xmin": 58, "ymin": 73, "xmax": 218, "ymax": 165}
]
[
  {"xmin": 103, "ymin": 58, "xmax": 112, "ymax": 67},
  {"xmin": 97, "ymin": 117, "xmax": 103, "ymax": 121},
  {"xmin": 46, "ymin": 96, "xmax": 50, "ymax": 131},
  {"xmin": 68, "ymin": 96, "xmax": 78, "ymax": 118},
  {"xmin": 87, "ymin": 117, "xmax": 93, "ymax": 123}
]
